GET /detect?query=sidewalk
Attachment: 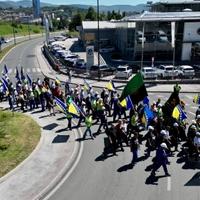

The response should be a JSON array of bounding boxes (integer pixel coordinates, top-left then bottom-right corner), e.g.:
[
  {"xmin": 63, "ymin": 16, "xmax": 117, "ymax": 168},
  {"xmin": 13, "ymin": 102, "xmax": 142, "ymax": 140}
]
[
  {"xmin": 36, "ymin": 44, "xmax": 200, "ymax": 93},
  {"xmin": 0, "ymin": 102, "xmax": 82, "ymax": 200}
]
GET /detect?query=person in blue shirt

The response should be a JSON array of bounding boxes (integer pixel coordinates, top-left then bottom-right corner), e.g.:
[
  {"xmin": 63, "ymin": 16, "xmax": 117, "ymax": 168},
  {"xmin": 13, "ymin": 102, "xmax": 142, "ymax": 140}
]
[{"xmin": 151, "ymin": 143, "xmax": 171, "ymax": 177}]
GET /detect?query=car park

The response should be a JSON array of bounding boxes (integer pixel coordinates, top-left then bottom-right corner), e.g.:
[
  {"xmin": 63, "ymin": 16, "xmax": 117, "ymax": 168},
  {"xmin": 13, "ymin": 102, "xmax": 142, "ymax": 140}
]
[
  {"xmin": 141, "ymin": 67, "xmax": 157, "ymax": 79},
  {"xmin": 177, "ymin": 65, "xmax": 195, "ymax": 78},
  {"xmin": 100, "ymin": 47, "xmax": 115, "ymax": 53},
  {"xmin": 193, "ymin": 64, "xmax": 200, "ymax": 72},
  {"xmin": 156, "ymin": 65, "xmax": 178, "ymax": 78},
  {"xmin": 75, "ymin": 59, "xmax": 86, "ymax": 69},
  {"xmin": 90, "ymin": 64, "xmax": 116, "ymax": 72},
  {"xmin": 54, "ymin": 36, "xmax": 67, "ymax": 41},
  {"xmin": 115, "ymin": 65, "xmax": 132, "ymax": 79},
  {"xmin": 55, "ymin": 50, "xmax": 71, "ymax": 59}
]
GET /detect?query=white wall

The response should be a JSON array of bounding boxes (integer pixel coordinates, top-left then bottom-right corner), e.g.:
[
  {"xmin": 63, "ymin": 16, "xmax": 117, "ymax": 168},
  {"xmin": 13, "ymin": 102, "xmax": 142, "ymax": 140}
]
[
  {"xmin": 183, "ymin": 22, "xmax": 200, "ymax": 42},
  {"xmin": 182, "ymin": 43, "xmax": 192, "ymax": 61}
]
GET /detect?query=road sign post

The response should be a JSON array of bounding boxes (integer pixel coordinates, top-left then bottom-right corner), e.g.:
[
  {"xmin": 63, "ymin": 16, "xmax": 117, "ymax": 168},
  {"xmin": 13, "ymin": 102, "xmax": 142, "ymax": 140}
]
[{"xmin": 86, "ymin": 46, "xmax": 94, "ymax": 75}]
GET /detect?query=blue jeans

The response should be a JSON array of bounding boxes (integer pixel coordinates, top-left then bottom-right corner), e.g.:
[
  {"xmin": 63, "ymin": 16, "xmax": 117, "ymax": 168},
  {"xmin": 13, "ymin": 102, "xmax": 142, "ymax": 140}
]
[
  {"xmin": 131, "ymin": 149, "xmax": 138, "ymax": 164},
  {"xmin": 83, "ymin": 127, "xmax": 93, "ymax": 139}
]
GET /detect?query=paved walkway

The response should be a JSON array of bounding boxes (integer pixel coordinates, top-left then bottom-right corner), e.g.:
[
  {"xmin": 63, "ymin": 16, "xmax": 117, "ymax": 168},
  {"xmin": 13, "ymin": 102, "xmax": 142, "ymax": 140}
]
[{"xmin": 0, "ymin": 102, "xmax": 82, "ymax": 200}]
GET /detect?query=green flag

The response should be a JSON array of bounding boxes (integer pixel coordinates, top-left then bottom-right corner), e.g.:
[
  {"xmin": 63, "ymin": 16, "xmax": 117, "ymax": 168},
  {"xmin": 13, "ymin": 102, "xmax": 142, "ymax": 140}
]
[{"xmin": 120, "ymin": 72, "xmax": 147, "ymax": 104}]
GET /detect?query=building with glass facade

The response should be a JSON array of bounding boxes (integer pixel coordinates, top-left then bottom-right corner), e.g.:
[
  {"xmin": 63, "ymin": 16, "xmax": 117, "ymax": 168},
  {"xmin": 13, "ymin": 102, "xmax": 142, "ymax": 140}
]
[
  {"xmin": 80, "ymin": 11, "xmax": 200, "ymax": 64},
  {"xmin": 32, "ymin": 0, "xmax": 40, "ymax": 18}
]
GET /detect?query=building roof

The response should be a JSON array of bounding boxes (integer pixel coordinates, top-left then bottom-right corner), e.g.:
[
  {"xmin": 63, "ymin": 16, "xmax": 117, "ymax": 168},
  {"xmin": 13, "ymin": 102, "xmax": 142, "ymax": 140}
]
[
  {"xmin": 82, "ymin": 21, "xmax": 116, "ymax": 30},
  {"xmin": 154, "ymin": 0, "xmax": 200, "ymax": 5},
  {"xmin": 122, "ymin": 11, "xmax": 200, "ymax": 22}
]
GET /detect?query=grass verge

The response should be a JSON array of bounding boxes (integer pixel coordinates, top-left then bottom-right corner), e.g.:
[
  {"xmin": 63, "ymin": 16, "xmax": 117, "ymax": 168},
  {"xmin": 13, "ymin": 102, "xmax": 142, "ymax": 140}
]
[
  {"xmin": 0, "ymin": 44, "xmax": 15, "ymax": 61},
  {"xmin": 0, "ymin": 111, "xmax": 41, "ymax": 177}
]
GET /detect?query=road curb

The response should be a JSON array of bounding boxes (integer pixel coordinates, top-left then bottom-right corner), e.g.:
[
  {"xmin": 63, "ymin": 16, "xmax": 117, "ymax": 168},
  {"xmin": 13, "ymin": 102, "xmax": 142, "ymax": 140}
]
[
  {"xmin": 39, "ymin": 45, "xmax": 200, "ymax": 91},
  {"xmin": 34, "ymin": 124, "xmax": 83, "ymax": 200},
  {"xmin": 0, "ymin": 105, "xmax": 44, "ymax": 184}
]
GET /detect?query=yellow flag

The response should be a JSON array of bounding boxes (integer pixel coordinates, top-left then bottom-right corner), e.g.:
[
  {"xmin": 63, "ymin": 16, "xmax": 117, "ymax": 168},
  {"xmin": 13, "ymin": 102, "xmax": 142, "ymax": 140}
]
[
  {"xmin": 172, "ymin": 106, "xmax": 180, "ymax": 120},
  {"xmin": 68, "ymin": 102, "xmax": 79, "ymax": 116},
  {"xmin": 120, "ymin": 99, "xmax": 127, "ymax": 108}
]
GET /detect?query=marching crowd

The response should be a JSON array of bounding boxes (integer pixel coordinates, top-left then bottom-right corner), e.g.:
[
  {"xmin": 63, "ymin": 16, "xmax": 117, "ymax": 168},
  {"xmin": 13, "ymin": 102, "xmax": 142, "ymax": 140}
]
[{"xmin": 0, "ymin": 73, "xmax": 200, "ymax": 177}]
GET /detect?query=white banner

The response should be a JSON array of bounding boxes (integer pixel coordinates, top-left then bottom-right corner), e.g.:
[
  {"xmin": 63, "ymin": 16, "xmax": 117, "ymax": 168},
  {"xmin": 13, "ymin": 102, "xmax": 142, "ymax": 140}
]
[{"xmin": 171, "ymin": 22, "xmax": 175, "ymax": 48}]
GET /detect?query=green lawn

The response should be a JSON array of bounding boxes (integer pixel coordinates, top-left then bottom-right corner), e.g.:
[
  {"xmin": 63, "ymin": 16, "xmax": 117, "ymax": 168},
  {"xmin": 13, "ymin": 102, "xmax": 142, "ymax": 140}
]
[
  {"xmin": 0, "ymin": 21, "xmax": 43, "ymax": 37},
  {"xmin": 0, "ymin": 111, "xmax": 41, "ymax": 177},
  {"xmin": 0, "ymin": 44, "xmax": 15, "ymax": 61}
]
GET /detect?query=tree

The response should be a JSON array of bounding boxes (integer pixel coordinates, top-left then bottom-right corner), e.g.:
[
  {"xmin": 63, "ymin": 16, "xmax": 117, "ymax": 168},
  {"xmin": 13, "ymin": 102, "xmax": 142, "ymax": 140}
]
[
  {"xmin": 107, "ymin": 11, "xmax": 112, "ymax": 20},
  {"xmin": 69, "ymin": 13, "xmax": 82, "ymax": 31},
  {"xmin": 85, "ymin": 7, "xmax": 96, "ymax": 21}
]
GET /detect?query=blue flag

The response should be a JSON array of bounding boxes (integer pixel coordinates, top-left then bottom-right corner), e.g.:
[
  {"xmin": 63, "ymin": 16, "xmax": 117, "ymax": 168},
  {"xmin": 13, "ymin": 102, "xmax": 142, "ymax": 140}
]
[
  {"xmin": 143, "ymin": 96, "xmax": 149, "ymax": 107},
  {"xmin": 21, "ymin": 67, "xmax": 25, "ymax": 80},
  {"xmin": 142, "ymin": 105, "xmax": 154, "ymax": 127},
  {"xmin": 2, "ymin": 64, "xmax": 8, "ymax": 75},
  {"xmin": 15, "ymin": 67, "xmax": 20, "ymax": 81},
  {"xmin": 1, "ymin": 78, "xmax": 8, "ymax": 93},
  {"xmin": 26, "ymin": 74, "xmax": 32, "ymax": 85},
  {"xmin": 55, "ymin": 97, "xmax": 67, "ymax": 113},
  {"xmin": 126, "ymin": 95, "xmax": 134, "ymax": 110}
]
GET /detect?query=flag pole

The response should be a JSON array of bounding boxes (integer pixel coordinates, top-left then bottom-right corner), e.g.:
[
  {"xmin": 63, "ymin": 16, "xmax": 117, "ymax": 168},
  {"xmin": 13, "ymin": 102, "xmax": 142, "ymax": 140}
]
[{"xmin": 141, "ymin": 22, "xmax": 145, "ymax": 71}]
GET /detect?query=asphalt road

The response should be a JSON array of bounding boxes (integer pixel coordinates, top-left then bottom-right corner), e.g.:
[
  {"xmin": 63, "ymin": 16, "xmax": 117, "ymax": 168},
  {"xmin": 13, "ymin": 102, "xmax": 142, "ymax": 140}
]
[
  {"xmin": 0, "ymin": 37, "xmax": 45, "ymax": 83},
  {"xmin": 48, "ymin": 93, "xmax": 200, "ymax": 200},
  {"xmin": 0, "ymin": 38, "xmax": 200, "ymax": 200}
]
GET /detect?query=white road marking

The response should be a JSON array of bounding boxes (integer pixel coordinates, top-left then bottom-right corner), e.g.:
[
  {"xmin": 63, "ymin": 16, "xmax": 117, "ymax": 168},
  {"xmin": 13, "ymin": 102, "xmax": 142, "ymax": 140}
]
[
  {"xmin": 167, "ymin": 177, "xmax": 171, "ymax": 191},
  {"xmin": 27, "ymin": 68, "xmax": 31, "ymax": 73},
  {"xmin": 32, "ymin": 68, "xmax": 36, "ymax": 73},
  {"xmin": 36, "ymin": 68, "xmax": 41, "ymax": 72},
  {"xmin": 8, "ymin": 69, "xmax": 12, "ymax": 74},
  {"xmin": 188, "ymin": 111, "xmax": 195, "ymax": 116}
]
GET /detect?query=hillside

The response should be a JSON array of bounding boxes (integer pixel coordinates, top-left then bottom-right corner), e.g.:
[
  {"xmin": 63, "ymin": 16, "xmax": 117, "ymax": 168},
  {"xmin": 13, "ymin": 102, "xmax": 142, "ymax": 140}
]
[{"xmin": 0, "ymin": 1, "xmax": 147, "ymax": 12}]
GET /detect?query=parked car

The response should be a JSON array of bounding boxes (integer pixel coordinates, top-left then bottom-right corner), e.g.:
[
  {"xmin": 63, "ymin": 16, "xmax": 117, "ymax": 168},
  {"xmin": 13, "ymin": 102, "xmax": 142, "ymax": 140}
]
[
  {"xmin": 141, "ymin": 67, "xmax": 157, "ymax": 79},
  {"xmin": 90, "ymin": 64, "xmax": 116, "ymax": 72},
  {"xmin": 54, "ymin": 36, "xmax": 67, "ymax": 41},
  {"xmin": 156, "ymin": 65, "xmax": 178, "ymax": 78},
  {"xmin": 115, "ymin": 65, "xmax": 132, "ymax": 79},
  {"xmin": 156, "ymin": 30, "xmax": 168, "ymax": 42},
  {"xmin": 100, "ymin": 47, "xmax": 115, "ymax": 53},
  {"xmin": 136, "ymin": 31, "xmax": 146, "ymax": 44},
  {"xmin": 193, "ymin": 64, "xmax": 200, "ymax": 72},
  {"xmin": 54, "ymin": 50, "xmax": 71, "ymax": 58},
  {"xmin": 74, "ymin": 59, "xmax": 86, "ymax": 69},
  {"xmin": 177, "ymin": 65, "xmax": 195, "ymax": 78}
]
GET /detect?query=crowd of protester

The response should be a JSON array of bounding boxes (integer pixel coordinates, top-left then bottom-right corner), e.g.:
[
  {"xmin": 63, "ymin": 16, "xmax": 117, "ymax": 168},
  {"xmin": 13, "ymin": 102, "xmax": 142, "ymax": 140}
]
[{"xmin": 0, "ymin": 73, "xmax": 200, "ymax": 177}]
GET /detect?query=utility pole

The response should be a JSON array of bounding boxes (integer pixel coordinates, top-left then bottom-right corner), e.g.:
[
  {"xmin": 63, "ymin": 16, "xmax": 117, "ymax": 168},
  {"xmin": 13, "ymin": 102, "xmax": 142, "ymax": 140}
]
[
  {"xmin": 12, "ymin": 16, "xmax": 16, "ymax": 45},
  {"xmin": 28, "ymin": 19, "xmax": 31, "ymax": 40},
  {"xmin": 97, "ymin": 0, "xmax": 101, "ymax": 81}
]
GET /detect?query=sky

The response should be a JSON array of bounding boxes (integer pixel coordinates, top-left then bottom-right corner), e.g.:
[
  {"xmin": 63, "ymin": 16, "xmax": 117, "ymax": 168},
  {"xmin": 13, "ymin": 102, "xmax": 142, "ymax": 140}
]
[{"xmin": 0, "ymin": 0, "xmax": 156, "ymax": 6}]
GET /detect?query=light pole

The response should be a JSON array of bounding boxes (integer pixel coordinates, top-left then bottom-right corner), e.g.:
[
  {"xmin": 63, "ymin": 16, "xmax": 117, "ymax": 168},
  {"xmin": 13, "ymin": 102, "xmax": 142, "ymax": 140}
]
[
  {"xmin": 28, "ymin": 18, "xmax": 31, "ymax": 40},
  {"xmin": 140, "ymin": 22, "xmax": 145, "ymax": 70},
  {"xmin": 97, "ymin": 0, "xmax": 101, "ymax": 81}
]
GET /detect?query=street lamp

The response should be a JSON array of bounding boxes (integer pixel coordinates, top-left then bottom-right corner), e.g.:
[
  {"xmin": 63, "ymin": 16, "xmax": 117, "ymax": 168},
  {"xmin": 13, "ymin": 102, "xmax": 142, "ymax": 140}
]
[
  {"xmin": 97, "ymin": 0, "xmax": 101, "ymax": 81},
  {"xmin": 28, "ymin": 18, "xmax": 31, "ymax": 40}
]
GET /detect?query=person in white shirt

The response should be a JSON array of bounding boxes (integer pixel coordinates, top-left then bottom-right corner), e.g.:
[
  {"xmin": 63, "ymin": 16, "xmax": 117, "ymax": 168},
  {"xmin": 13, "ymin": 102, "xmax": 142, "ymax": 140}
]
[{"xmin": 193, "ymin": 132, "xmax": 200, "ymax": 160}]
